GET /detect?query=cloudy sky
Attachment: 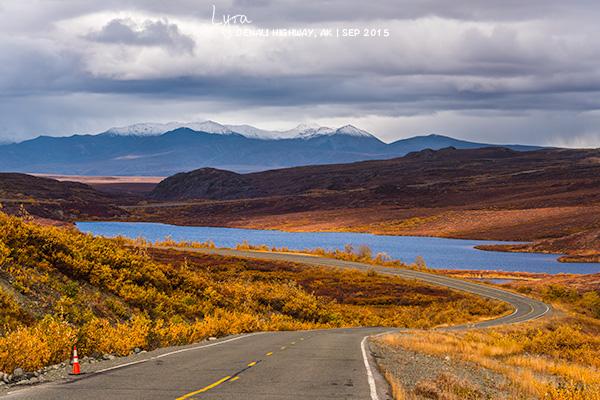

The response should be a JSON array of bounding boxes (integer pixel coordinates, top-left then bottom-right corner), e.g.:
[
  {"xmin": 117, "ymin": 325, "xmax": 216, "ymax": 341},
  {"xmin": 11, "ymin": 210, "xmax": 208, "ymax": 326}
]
[{"xmin": 2, "ymin": 0, "xmax": 600, "ymax": 146}]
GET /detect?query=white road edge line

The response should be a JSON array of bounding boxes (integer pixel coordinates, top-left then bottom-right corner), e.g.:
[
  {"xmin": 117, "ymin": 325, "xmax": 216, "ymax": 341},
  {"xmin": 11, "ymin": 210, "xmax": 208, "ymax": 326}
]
[
  {"xmin": 361, "ymin": 335, "xmax": 380, "ymax": 400},
  {"xmin": 3, "ymin": 333, "xmax": 262, "ymax": 398},
  {"xmin": 531, "ymin": 303, "xmax": 551, "ymax": 321},
  {"xmin": 96, "ymin": 332, "xmax": 262, "ymax": 374}
]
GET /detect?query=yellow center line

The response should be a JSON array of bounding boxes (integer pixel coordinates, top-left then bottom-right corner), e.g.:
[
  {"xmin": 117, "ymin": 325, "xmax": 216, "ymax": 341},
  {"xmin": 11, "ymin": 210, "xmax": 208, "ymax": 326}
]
[
  {"xmin": 266, "ymin": 352, "xmax": 273, "ymax": 356},
  {"xmin": 176, "ymin": 375, "xmax": 231, "ymax": 400},
  {"xmin": 175, "ymin": 359, "xmax": 261, "ymax": 398},
  {"xmin": 280, "ymin": 346, "xmax": 286, "ymax": 350}
]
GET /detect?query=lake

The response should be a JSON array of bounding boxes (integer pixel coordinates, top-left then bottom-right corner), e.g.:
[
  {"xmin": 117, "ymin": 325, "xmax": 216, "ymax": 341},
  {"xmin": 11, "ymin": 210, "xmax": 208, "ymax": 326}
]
[{"xmin": 75, "ymin": 222, "xmax": 600, "ymax": 274}]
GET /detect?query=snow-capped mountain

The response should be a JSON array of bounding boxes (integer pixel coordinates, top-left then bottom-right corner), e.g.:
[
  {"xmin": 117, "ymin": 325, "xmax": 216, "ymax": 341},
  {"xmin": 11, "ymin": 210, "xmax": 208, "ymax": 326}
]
[
  {"xmin": 335, "ymin": 125, "xmax": 373, "ymax": 138},
  {"xmin": 281, "ymin": 124, "xmax": 335, "ymax": 139},
  {"xmin": 104, "ymin": 121, "xmax": 372, "ymax": 140},
  {"xmin": 224, "ymin": 124, "xmax": 276, "ymax": 139},
  {"xmin": 226, "ymin": 123, "xmax": 336, "ymax": 140},
  {"xmin": 105, "ymin": 121, "xmax": 234, "ymax": 136}
]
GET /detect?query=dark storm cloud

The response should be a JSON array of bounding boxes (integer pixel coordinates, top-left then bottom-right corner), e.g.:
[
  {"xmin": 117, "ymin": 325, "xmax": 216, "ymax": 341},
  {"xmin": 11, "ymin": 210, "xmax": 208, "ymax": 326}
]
[
  {"xmin": 1, "ymin": 0, "xmax": 600, "ymax": 146},
  {"xmin": 73, "ymin": 0, "xmax": 600, "ymax": 24}
]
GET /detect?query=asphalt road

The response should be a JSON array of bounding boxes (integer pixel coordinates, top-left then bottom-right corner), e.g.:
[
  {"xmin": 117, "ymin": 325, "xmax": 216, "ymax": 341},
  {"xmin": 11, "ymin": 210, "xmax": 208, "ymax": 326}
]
[
  {"xmin": 3, "ymin": 248, "xmax": 550, "ymax": 400},
  {"xmin": 184, "ymin": 248, "xmax": 550, "ymax": 329}
]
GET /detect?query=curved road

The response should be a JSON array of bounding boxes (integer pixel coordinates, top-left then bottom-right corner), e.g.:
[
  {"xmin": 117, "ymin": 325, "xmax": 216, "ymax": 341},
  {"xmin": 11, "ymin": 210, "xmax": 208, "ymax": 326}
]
[
  {"xmin": 2, "ymin": 248, "xmax": 549, "ymax": 400},
  {"xmin": 190, "ymin": 248, "xmax": 550, "ymax": 329}
]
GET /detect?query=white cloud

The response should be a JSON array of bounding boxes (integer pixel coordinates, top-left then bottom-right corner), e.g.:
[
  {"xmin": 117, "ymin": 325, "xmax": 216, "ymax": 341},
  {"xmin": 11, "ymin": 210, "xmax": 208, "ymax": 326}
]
[{"xmin": 86, "ymin": 18, "xmax": 195, "ymax": 53}]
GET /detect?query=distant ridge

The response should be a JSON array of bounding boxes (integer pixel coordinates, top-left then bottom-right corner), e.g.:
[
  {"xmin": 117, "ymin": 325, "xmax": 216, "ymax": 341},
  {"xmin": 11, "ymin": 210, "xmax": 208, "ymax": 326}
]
[
  {"xmin": 148, "ymin": 146, "xmax": 584, "ymax": 202},
  {"xmin": 0, "ymin": 121, "xmax": 542, "ymax": 175}
]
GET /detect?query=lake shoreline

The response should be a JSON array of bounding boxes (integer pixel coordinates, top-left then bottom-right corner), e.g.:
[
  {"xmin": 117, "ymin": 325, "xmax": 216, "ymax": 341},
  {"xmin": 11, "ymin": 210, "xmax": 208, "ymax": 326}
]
[
  {"xmin": 75, "ymin": 221, "xmax": 600, "ymax": 274},
  {"xmin": 476, "ymin": 243, "xmax": 600, "ymax": 264}
]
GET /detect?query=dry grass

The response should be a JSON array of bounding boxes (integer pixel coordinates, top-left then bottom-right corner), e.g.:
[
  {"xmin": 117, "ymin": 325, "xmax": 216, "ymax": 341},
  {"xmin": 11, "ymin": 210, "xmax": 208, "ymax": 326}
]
[
  {"xmin": 384, "ymin": 370, "xmax": 412, "ymax": 400},
  {"xmin": 383, "ymin": 369, "xmax": 491, "ymax": 400},
  {"xmin": 414, "ymin": 373, "xmax": 485, "ymax": 400},
  {"xmin": 379, "ymin": 313, "xmax": 600, "ymax": 399}
]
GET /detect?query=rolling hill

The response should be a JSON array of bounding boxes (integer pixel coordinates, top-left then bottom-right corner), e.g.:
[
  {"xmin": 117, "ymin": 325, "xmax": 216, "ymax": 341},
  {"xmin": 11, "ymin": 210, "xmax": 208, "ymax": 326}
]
[
  {"xmin": 140, "ymin": 147, "xmax": 600, "ymax": 260},
  {"xmin": 0, "ymin": 173, "xmax": 128, "ymax": 221},
  {"xmin": 149, "ymin": 146, "xmax": 600, "ymax": 205}
]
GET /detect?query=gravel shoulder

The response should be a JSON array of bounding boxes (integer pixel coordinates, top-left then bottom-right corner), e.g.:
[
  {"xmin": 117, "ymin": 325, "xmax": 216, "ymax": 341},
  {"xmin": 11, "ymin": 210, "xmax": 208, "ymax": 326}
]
[{"xmin": 370, "ymin": 334, "xmax": 520, "ymax": 400}]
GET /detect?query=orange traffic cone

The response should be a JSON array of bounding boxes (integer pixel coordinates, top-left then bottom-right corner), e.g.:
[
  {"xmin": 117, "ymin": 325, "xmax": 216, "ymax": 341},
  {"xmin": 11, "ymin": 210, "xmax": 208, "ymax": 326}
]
[{"xmin": 70, "ymin": 345, "xmax": 81, "ymax": 375}]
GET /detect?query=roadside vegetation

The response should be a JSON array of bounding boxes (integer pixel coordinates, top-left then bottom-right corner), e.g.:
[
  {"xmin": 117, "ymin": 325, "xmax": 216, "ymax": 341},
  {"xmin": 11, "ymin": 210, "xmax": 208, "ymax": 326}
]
[
  {"xmin": 150, "ymin": 236, "xmax": 428, "ymax": 269},
  {"xmin": 0, "ymin": 212, "xmax": 507, "ymax": 374},
  {"xmin": 235, "ymin": 240, "xmax": 430, "ymax": 268},
  {"xmin": 375, "ymin": 278, "xmax": 600, "ymax": 399}
]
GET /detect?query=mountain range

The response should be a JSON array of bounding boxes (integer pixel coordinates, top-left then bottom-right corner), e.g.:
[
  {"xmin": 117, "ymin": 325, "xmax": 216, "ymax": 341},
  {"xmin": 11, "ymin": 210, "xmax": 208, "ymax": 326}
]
[{"xmin": 0, "ymin": 121, "xmax": 541, "ymax": 175}]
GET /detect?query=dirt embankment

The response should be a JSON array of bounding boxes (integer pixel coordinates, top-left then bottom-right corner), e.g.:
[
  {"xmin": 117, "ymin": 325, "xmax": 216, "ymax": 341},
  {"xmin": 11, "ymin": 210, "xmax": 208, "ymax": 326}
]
[{"xmin": 476, "ymin": 227, "xmax": 600, "ymax": 263}]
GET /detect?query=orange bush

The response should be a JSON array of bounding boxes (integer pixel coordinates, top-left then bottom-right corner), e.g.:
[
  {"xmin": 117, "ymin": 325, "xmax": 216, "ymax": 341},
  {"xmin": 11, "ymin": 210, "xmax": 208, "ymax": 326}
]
[
  {"xmin": 78, "ymin": 315, "xmax": 151, "ymax": 356},
  {"xmin": 0, "ymin": 212, "xmax": 507, "ymax": 372},
  {"xmin": 0, "ymin": 316, "xmax": 76, "ymax": 372}
]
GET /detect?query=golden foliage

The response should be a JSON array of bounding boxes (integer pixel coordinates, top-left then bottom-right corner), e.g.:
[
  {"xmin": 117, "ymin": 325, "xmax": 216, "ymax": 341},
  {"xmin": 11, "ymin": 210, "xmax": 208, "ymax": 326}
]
[
  {"xmin": 0, "ymin": 316, "xmax": 76, "ymax": 372},
  {"xmin": 0, "ymin": 289, "xmax": 32, "ymax": 334},
  {"xmin": 0, "ymin": 239, "xmax": 9, "ymax": 266},
  {"xmin": 0, "ymin": 212, "xmax": 506, "ymax": 372},
  {"xmin": 78, "ymin": 315, "xmax": 151, "ymax": 357},
  {"xmin": 229, "ymin": 240, "xmax": 434, "ymax": 269}
]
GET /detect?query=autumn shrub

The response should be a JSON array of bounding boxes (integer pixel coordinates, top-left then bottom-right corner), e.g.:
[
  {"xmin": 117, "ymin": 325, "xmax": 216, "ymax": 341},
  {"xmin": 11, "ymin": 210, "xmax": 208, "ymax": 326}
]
[
  {"xmin": 79, "ymin": 315, "xmax": 151, "ymax": 356},
  {"xmin": 0, "ymin": 289, "xmax": 32, "ymax": 334},
  {"xmin": 543, "ymin": 381, "xmax": 600, "ymax": 400},
  {"xmin": 0, "ymin": 212, "xmax": 507, "ymax": 372},
  {"xmin": 0, "ymin": 316, "xmax": 76, "ymax": 372},
  {"xmin": 580, "ymin": 291, "xmax": 600, "ymax": 318},
  {"xmin": 226, "ymin": 238, "xmax": 422, "ymax": 270},
  {"xmin": 230, "ymin": 240, "xmax": 410, "ymax": 268},
  {"xmin": 0, "ymin": 239, "xmax": 9, "ymax": 265},
  {"xmin": 522, "ymin": 282, "xmax": 600, "ymax": 321},
  {"xmin": 151, "ymin": 318, "xmax": 200, "ymax": 347}
]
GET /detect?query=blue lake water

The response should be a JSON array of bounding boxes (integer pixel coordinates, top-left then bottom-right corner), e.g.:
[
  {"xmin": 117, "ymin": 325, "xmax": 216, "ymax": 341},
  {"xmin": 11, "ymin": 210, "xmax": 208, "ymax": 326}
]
[{"xmin": 75, "ymin": 221, "xmax": 600, "ymax": 274}]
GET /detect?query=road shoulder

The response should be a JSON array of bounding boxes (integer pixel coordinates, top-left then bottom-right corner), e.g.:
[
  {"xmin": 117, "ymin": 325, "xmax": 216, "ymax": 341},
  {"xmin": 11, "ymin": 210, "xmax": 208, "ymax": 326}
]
[{"xmin": 370, "ymin": 334, "xmax": 514, "ymax": 399}]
